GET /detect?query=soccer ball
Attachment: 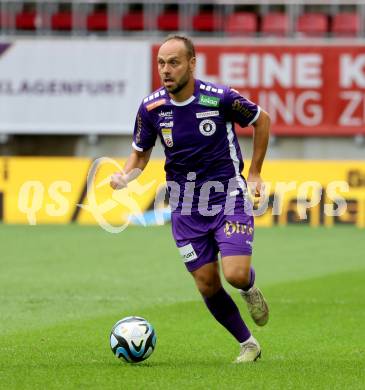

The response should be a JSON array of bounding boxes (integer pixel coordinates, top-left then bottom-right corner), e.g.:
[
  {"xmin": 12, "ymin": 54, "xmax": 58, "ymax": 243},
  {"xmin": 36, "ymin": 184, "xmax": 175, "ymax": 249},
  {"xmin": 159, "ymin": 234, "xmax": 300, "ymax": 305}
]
[{"xmin": 110, "ymin": 316, "xmax": 157, "ymax": 363}]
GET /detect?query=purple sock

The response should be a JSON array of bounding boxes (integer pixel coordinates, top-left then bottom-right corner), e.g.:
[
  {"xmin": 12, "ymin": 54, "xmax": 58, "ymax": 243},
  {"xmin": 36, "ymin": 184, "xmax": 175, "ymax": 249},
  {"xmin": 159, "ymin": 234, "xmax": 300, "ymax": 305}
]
[
  {"xmin": 241, "ymin": 267, "xmax": 255, "ymax": 291},
  {"xmin": 204, "ymin": 288, "xmax": 251, "ymax": 343}
]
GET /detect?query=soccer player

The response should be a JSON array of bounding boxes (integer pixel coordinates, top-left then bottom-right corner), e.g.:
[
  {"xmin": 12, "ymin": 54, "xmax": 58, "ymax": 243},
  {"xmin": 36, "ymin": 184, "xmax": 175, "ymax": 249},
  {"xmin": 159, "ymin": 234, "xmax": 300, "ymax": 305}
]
[{"xmin": 110, "ymin": 35, "xmax": 270, "ymax": 363}]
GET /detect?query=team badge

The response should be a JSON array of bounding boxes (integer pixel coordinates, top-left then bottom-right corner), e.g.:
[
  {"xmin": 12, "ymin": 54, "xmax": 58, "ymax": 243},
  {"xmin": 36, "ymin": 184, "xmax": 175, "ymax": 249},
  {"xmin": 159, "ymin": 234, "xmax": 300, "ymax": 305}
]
[
  {"xmin": 161, "ymin": 128, "xmax": 173, "ymax": 147},
  {"xmin": 199, "ymin": 119, "xmax": 216, "ymax": 136}
]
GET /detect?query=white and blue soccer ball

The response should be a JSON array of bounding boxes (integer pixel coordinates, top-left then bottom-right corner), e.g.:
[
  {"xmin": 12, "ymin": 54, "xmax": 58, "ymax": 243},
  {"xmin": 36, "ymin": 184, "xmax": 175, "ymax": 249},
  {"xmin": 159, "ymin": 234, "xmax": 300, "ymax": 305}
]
[{"xmin": 110, "ymin": 316, "xmax": 157, "ymax": 363}]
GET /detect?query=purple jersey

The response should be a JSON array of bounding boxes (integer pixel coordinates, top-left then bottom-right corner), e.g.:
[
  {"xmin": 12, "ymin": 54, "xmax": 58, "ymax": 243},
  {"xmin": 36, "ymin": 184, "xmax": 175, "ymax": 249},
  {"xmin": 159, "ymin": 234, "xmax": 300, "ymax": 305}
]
[{"xmin": 132, "ymin": 79, "xmax": 260, "ymax": 213}]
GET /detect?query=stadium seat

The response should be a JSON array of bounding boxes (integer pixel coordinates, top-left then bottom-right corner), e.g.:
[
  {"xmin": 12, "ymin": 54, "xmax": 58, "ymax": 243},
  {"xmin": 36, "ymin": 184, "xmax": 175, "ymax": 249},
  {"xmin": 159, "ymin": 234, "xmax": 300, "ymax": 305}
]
[
  {"xmin": 262, "ymin": 12, "xmax": 289, "ymax": 37},
  {"xmin": 87, "ymin": 11, "xmax": 108, "ymax": 31},
  {"xmin": 0, "ymin": 12, "xmax": 11, "ymax": 29},
  {"xmin": 225, "ymin": 12, "xmax": 257, "ymax": 36},
  {"xmin": 15, "ymin": 10, "xmax": 40, "ymax": 30},
  {"xmin": 157, "ymin": 11, "xmax": 179, "ymax": 31},
  {"xmin": 51, "ymin": 11, "xmax": 72, "ymax": 31},
  {"xmin": 332, "ymin": 12, "xmax": 360, "ymax": 37},
  {"xmin": 122, "ymin": 11, "xmax": 144, "ymax": 31},
  {"xmin": 192, "ymin": 11, "xmax": 219, "ymax": 32},
  {"xmin": 296, "ymin": 13, "xmax": 329, "ymax": 37}
]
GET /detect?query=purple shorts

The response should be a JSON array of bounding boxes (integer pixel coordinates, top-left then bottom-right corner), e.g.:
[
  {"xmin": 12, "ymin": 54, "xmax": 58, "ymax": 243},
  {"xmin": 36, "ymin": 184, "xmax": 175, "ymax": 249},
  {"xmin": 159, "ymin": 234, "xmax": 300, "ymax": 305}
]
[{"xmin": 171, "ymin": 201, "xmax": 254, "ymax": 272}]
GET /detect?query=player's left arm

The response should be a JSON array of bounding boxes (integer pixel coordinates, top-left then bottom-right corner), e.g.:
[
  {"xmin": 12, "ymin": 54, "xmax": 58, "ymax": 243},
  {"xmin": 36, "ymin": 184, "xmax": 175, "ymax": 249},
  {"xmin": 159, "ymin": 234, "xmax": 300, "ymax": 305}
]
[
  {"xmin": 223, "ymin": 87, "xmax": 271, "ymax": 197},
  {"xmin": 247, "ymin": 110, "xmax": 271, "ymax": 197}
]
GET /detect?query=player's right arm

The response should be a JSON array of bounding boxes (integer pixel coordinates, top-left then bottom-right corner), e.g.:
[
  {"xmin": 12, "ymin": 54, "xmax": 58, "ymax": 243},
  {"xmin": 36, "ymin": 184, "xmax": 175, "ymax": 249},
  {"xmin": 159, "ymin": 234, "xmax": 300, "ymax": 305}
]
[
  {"xmin": 110, "ymin": 148, "xmax": 152, "ymax": 190},
  {"xmin": 110, "ymin": 101, "xmax": 157, "ymax": 190}
]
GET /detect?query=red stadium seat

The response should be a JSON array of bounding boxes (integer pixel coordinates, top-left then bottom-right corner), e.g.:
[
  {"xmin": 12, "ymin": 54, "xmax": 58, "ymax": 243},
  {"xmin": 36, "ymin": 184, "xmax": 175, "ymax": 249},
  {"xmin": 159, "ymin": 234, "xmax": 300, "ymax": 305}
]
[
  {"xmin": 51, "ymin": 11, "xmax": 72, "ymax": 31},
  {"xmin": 225, "ymin": 12, "xmax": 257, "ymax": 36},
  {"xmin": 15, "ymin": 11, "xmax": 40, "ymax": 30},
  {"xmin": 262, "ymin": 12, "xmax": 289, "ymax": 37},
  {"xmin": 122, "ymin": 11, "xmax": 144, "ymax": 31},
  {"xmin": 157, "ymin": 11, "xmax": 179, "ymax": 31},
  {"xmin": 332, "ymin": 12, "xmax": 360, "ymax": 37},
  {"xmin": 192, "ymin": 11, "xmax": 219, "ymax": 32},
  {"xmin": 87, "ymin": 11, "xmax": 108, "ymax": 31},
  {"xmin": 0, "ymin": 12, "xmax": 11, "ymax": 29},
  {"xmin": 296, "ymin": 13, "xmax": 329, "ymax": 37}
]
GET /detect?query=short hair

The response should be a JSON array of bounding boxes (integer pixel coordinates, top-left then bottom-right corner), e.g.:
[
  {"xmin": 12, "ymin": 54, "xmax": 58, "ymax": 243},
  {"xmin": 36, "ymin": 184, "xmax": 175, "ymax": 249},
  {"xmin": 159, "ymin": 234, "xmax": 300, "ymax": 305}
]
[{"xmin": 163, "ymin": 34, "xmax": 196, "ymax": 60}]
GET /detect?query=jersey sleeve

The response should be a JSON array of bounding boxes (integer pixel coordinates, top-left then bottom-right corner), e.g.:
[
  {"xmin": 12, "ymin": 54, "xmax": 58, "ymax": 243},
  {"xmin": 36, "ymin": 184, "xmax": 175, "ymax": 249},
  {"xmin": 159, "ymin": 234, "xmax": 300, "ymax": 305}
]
[
  {"xmin": 223, "ymin": 88, "xmax": 261, "ymax": 127},
  {"xmin": 132, "ymin": 103, "xmax": 157, "ymax": 152}
]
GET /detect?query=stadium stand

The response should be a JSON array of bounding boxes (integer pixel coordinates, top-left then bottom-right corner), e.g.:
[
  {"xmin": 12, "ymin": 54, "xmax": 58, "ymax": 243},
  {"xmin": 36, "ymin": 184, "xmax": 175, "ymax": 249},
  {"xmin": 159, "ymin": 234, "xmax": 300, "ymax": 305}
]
[
  {"xmin": 0, "ymin": 10, "xmax": 11, "ymax": 29},
  {"xmin": 296, "ymin": 12, "xmax": 329, "ymax": 37},
  {"xmin": 157, "ymin": 10, "xmax": 179, "ymax": 31},
  {"xmin": 262, "ymin": 12, "xmax": 289, "ymax": 37},
  {"xmin": 192, "ymin": 8, "xmax": 220, "ymax": 33},
  {"xmin": 121, "ymin": 4, "xmax": 144, "ymax": 31},
  {"xmin": 225, "ymin": 12, "xmax": 258, "ymax": 37},
  {"xmin": 157, "ymin": 5, "xmax": 179, "ymax": 32},
  {"xmin": 0, "ymin": 1, "xmax": 364, "ymax": 38},
  {"xmin": 51, "ymin": 5, "xmax": 73, "ymax": 31},
  {"xmin": 332, "ymin": 12, "xmax": 360, "ymax": 37},
  {"xmin": 15, "ymin": 3, "xmax": 39, "ymax": 31},
  {"xmin": 86, "ymin": 3, "xmax": 108, "ymax": 31}
]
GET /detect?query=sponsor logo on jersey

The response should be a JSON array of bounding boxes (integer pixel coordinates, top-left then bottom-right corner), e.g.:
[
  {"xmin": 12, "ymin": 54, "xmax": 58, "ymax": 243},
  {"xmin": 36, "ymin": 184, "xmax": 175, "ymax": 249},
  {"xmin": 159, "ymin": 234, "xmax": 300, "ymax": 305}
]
[
  {"xmin": 178, "ymin": 243, "xmax": 198, "ymax": 263},
  {"xmin": 159, "ymin": 120, "xmax": 173, "ymax": 127},
  {"xmin": 161, "ymin": 128, "xmax": 173, "ymax": 147},
  {"xmin": 199, "ymin": 119, "xmax": 216, "ymax": 136},
  {"xmin": 135, "ymin": 114, "xmax": 142, "ymax": 144},
  {"xmin": 196, "ymin": 110, "xmax": 219, "ymax": 119},
  {"xmin": 232, "ymin": 99, "xmax": 254, "ymax": 119},
  {"xmin": 159, "ymin": 110, "xmax": 173, "ymax": 118},
  {"xmin": 199, "ymin": 94, "xmax": 220, "ymax": 107},
  {"xmin": 146, "ymin": 98, "xmax": 166, "ymax": 112},
  {"xmin": 224, "ymin": 221, "xmax": 254, "ymax": 238}
]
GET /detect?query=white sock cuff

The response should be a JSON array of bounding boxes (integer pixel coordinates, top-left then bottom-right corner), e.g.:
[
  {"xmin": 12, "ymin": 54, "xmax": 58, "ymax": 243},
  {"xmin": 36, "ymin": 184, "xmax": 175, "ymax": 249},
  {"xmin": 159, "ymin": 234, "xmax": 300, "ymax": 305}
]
[
  {"xmin": 240, "ymin": 335, "xmax": 255, "ymax": 346},
  {"xmin": 239, "ymin": 286, "xmax": 253, "ymax": 294}
]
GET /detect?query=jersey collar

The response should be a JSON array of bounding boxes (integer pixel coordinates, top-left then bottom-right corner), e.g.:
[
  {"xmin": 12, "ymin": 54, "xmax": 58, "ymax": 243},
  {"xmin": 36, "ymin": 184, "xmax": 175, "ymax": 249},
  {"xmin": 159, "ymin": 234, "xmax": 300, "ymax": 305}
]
[
  {"xmin": 170, "ymin": 95, "xmax": 195, "ymax": 106},
  {"xmin": 167, "ymin": 79, "xmax": 200, "ymax": 107}
]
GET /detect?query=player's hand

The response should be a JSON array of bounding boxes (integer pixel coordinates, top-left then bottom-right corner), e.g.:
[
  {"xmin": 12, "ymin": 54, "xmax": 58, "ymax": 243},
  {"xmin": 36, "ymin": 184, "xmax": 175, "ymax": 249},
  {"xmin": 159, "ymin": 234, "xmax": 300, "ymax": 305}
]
[
  {"xmin": 247, "ymin": 172, "xmax": 265, "ymax": 198},
  {"xmin": 110, "ymin": 172, "xmax": 128, "ymax": 190}
]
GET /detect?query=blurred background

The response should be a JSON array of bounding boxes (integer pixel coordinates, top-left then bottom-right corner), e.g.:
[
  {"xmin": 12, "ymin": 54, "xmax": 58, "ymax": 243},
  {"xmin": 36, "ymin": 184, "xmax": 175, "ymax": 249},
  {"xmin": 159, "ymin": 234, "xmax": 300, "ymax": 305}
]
[
  {"xmin": 0, "ymin": 0, "xmax": 364, "ymax": 227},
  {"xmin": 0, "ymin": 4, "xmax": 364, "ymax": 388}
]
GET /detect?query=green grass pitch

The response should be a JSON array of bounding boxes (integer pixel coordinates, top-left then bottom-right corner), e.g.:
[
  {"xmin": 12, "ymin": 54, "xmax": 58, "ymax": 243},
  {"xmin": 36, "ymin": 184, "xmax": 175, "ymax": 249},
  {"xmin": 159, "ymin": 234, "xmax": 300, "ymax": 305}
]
[{"xmin": 0, "ymin": 224, "xmax": 364, "ymax": 389}]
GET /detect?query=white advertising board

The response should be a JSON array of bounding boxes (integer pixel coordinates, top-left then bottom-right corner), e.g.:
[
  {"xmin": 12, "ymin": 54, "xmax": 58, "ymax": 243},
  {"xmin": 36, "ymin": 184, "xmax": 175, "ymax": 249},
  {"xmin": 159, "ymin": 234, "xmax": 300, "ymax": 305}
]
[{"xmin": 0, "ymin": 40, "xmax": 150, "ymax": 134}]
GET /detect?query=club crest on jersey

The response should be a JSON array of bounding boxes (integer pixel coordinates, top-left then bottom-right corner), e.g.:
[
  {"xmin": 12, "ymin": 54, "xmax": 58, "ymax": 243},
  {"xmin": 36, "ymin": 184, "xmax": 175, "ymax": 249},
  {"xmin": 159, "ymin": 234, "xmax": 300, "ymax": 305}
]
[
  {"xmin": 199, "ymin": 119, "xmax": 216, "ymax": 136},
  {"xmin": 161, "ymin": 128, "xmax": 173, "ymax": 147}
]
